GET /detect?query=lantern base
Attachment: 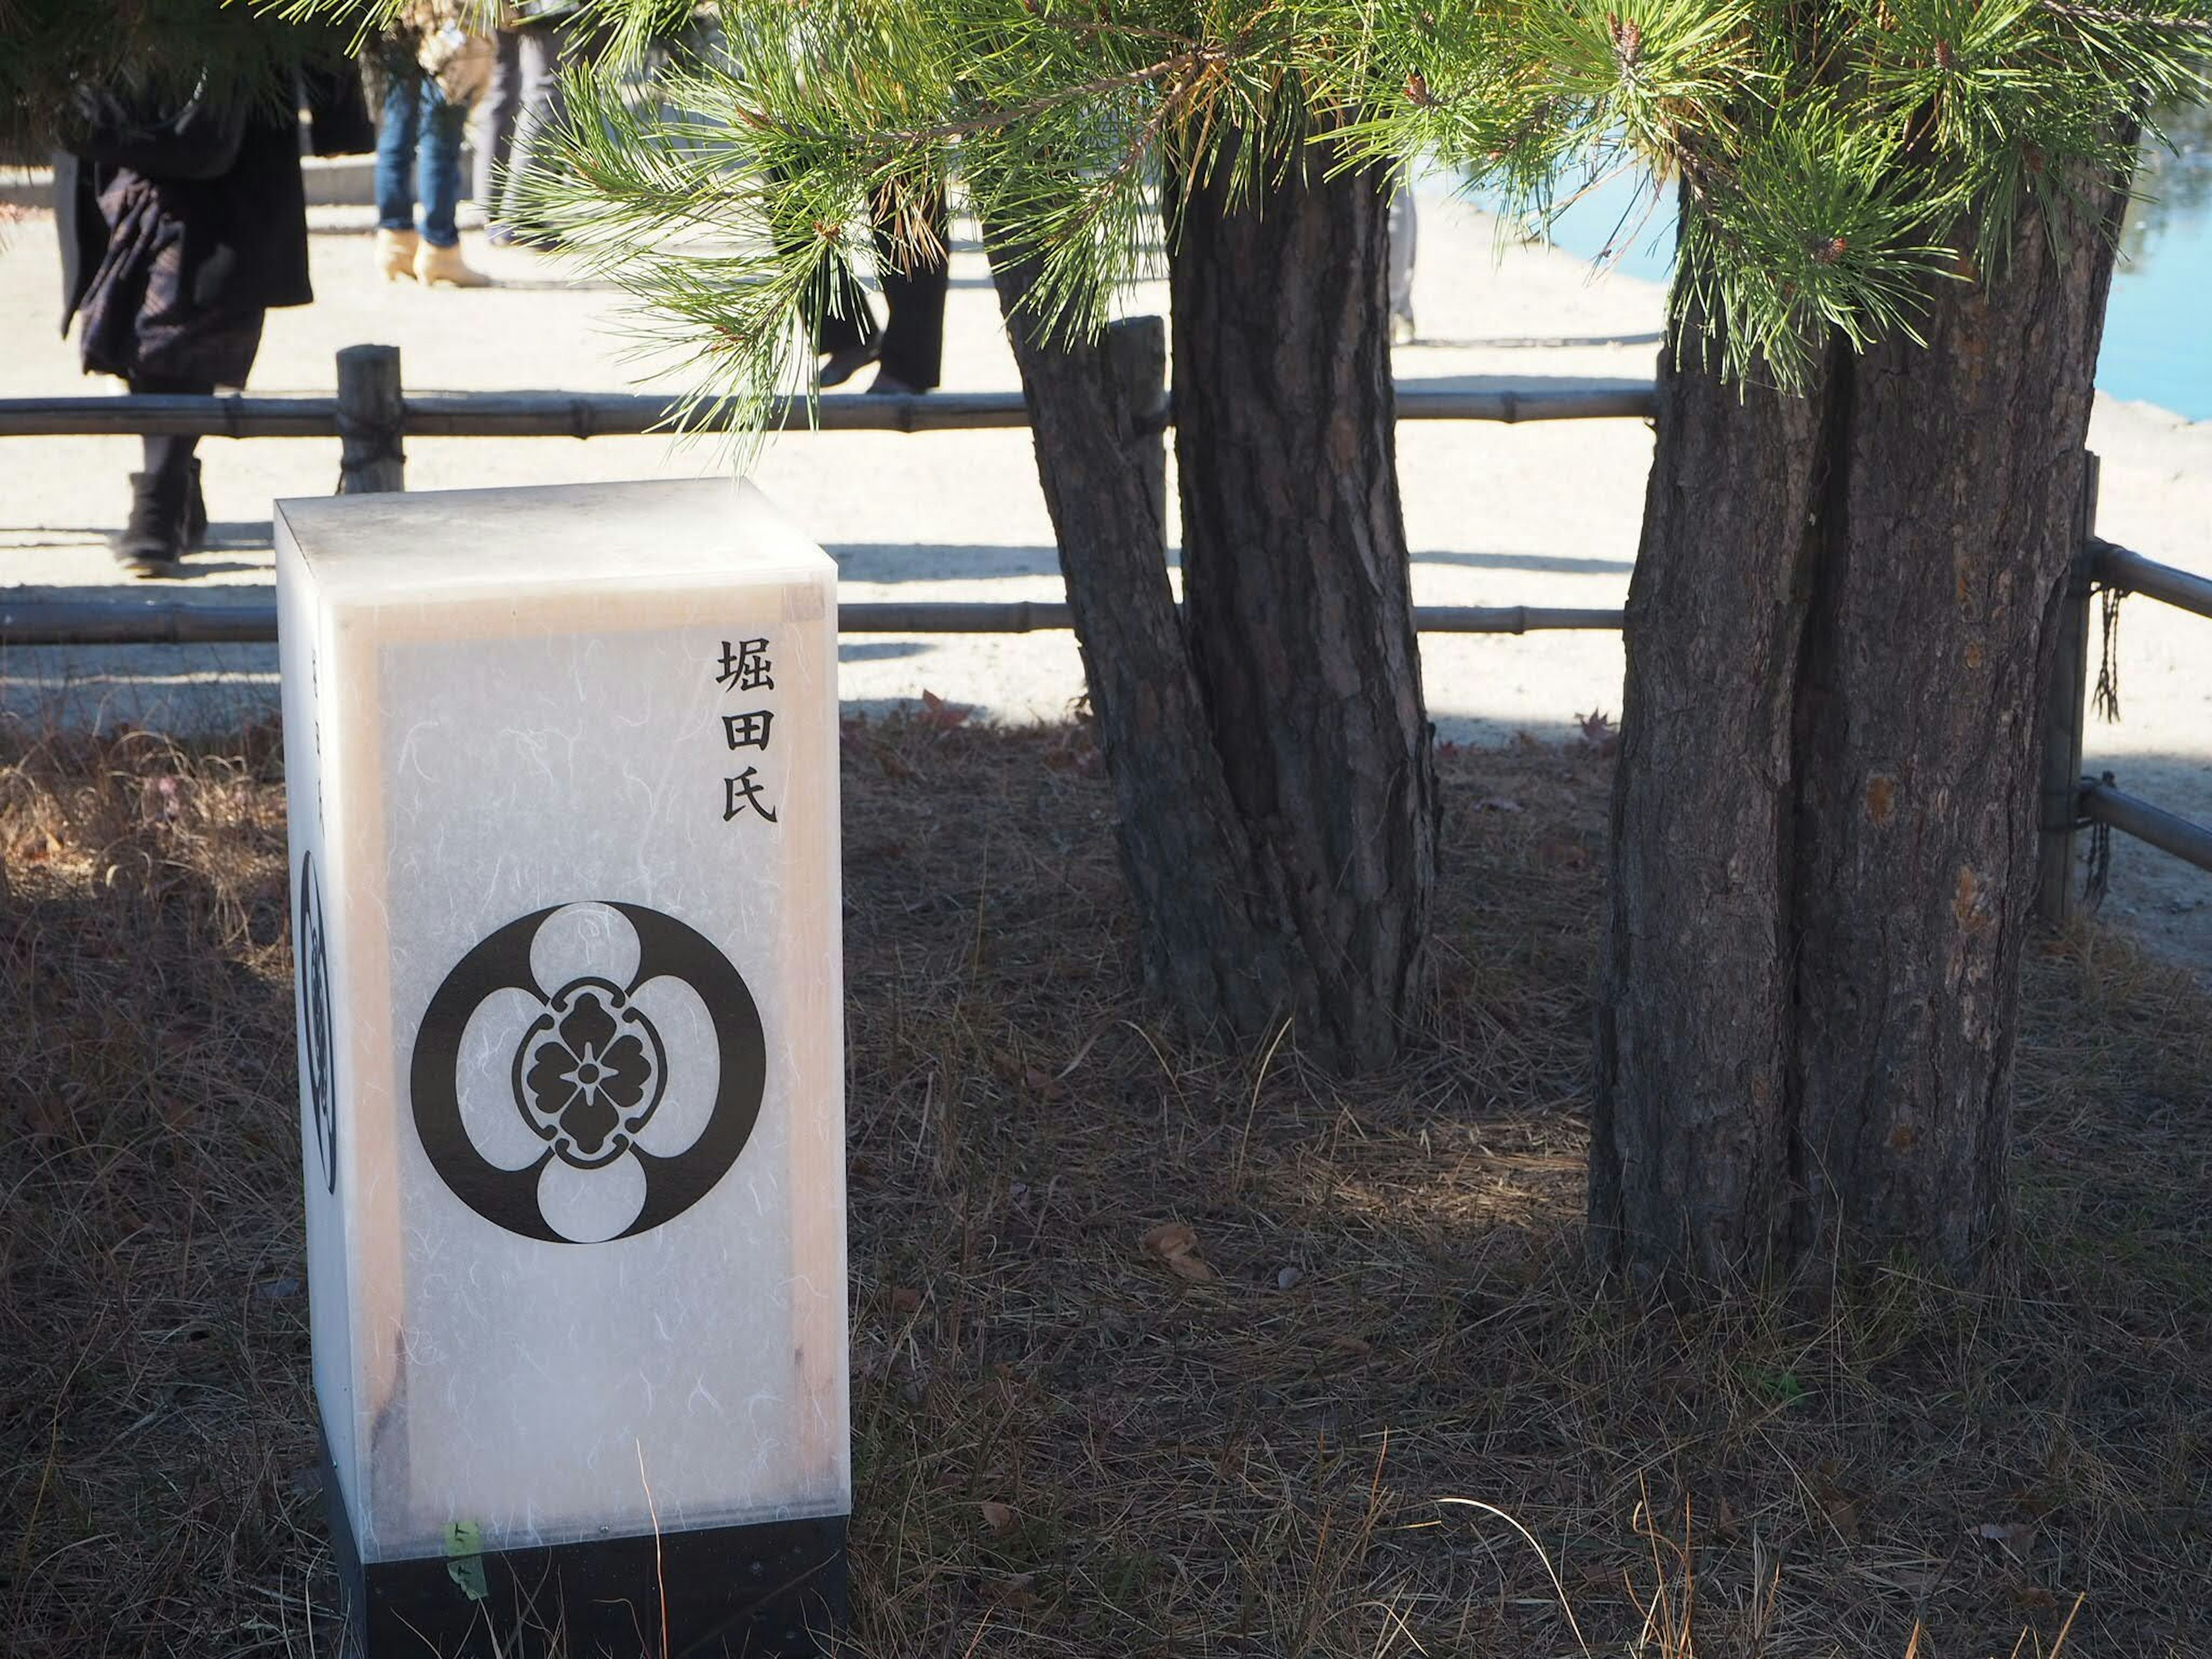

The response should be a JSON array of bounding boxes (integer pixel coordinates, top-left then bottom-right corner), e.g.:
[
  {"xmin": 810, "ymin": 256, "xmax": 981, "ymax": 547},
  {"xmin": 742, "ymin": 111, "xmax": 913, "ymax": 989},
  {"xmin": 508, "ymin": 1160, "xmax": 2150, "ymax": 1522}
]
[{"xmin": 321, "ymin": 1445, "xmax": 848, "ymax": 1657}]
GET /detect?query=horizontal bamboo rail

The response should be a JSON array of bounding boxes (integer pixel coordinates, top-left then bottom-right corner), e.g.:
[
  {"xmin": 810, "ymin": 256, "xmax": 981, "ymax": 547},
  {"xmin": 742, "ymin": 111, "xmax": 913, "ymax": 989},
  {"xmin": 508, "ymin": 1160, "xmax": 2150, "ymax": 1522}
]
[
  {"xmin": 0, "ymin": 384, "xmax": 1657, "ymax": 440},
  {"xmin": 2092, "ymin": 537, "xmax": 2212, "ymax": 622},
  {"xmin": 2080, "ymin": 779, "xmax": 2212, "ymax": 877},
  {"xmin": 0, "ymin": 597, "xmax": 1628, "ymax": 648},
  {"xmin": 3, "ymin": 344, "xmax": 2201, "ymax": 903},
  {"xmin": 2039, "ymin": 476, "xmax": 2212, "ymax": 918}
]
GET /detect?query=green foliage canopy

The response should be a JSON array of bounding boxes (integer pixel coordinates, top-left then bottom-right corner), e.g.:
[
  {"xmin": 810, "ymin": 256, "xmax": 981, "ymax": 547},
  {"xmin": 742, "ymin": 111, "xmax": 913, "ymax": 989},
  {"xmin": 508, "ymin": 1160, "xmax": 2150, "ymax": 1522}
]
[{"xmin": 274, "ymin": 0, "xmax": 2211, "ymax": 423}]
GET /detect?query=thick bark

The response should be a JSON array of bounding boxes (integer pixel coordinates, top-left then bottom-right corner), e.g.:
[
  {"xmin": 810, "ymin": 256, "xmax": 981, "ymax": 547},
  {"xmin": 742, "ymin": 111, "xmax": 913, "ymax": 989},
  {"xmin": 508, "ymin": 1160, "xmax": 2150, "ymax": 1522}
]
[
  {"xmin": 983, "ymin": 236, "xmax": 1298, "ymax": 1039},
  {"xmin": 1595, "ymin": 172, "xmax": 2131, "ymax": 1286},
  {"xmin": 978, "ymin": 137, "xmax": 1435, "ymax": 1074},
  {"xmin": 1168, "ymin": 139, "xmax": 1438, "ymax": 1072}
]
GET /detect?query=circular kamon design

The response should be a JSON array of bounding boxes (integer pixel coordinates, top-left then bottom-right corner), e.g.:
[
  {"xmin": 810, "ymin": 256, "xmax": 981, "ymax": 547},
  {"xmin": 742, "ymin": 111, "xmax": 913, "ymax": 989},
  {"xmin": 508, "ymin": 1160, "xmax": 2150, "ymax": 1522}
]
[
  {"xmin": 410, "ymin": 902, "xmax": 766, "ymax": 1243},
  {"xmin": 297, "ymin": 850, "xmax": 338, "ymax": 1196}
]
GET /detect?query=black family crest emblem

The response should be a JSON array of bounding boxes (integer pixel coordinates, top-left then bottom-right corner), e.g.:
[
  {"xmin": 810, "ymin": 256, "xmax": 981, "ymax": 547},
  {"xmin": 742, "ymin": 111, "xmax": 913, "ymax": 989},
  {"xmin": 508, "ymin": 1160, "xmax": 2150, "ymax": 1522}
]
[
  {"xmin": 296, "ymin": 851, "xmax": 338, "ymax": 1195},
  {"xmin": 410, "ymin": 902, "xmax": 765, "ymax": 1244}
]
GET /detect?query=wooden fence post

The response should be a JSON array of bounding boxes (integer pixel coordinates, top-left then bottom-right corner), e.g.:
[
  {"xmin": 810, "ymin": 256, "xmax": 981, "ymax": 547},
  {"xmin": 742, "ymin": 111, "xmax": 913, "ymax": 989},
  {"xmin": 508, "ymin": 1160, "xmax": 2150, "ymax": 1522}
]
[
  {"xmin": 1104, "ymin": 316, "xmax": 1168, "ymax": 552},
  {"xmin": 336, "ymin": 344, "xmax": 405, "ymax": 494},
  {"xmin": 2036, "ymin": 450, "xmax": 2100, "ymax": 926}
]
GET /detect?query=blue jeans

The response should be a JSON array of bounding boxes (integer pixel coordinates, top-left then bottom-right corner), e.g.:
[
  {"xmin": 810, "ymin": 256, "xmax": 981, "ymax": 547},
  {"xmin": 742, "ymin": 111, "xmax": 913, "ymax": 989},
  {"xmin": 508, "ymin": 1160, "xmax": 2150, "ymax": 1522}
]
[{"xmin": 376, "ymin": 69, "xmax": 467, "ymax": 248}]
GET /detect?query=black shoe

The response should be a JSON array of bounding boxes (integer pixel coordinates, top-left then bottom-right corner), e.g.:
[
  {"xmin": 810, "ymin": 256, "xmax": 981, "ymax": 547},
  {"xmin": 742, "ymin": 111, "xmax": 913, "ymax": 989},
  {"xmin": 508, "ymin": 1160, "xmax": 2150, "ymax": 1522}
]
[
  {"xmin": 865, "ymin": 369, "xmax": 923, "ymax": 397},
  {"xmin": 496, "ymin": 222, "xmax": 563, "ymax": 252},
  {"xmin": 819, "ymin": 342, "xmax": 878, "ymax": 389},
  {"xmin": 184, "ymin": 458, "xmax": 207, "ymax": 553},
  {"xmin": 113, "ymin": 469, "xmax": 190, "ymax": 578}
]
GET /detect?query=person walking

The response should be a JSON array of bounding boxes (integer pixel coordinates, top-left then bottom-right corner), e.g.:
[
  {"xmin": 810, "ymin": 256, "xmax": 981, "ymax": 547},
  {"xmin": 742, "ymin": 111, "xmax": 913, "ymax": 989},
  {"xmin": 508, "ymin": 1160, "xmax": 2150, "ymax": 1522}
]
[
  {"xmin": 803, "ymin": 183, "xmax": 951, "ymax": 396},
  {"xmin": 56, "ymin": 77, "xmax": 323, "ymax": 576},
  {"xmin": 472, "ymin": 2, "xmax": 583, "ymax": 247},
  {"xmin": 472, "ymin": 26, "xmax": 525, "ymax": 234},
  {"xmin": 1388, "ymin": 173, "xmax": 1418, "ymax": 345},
  {"xmin": 374, "ymin": 5, "xmax": 493, "ymax": 286}
]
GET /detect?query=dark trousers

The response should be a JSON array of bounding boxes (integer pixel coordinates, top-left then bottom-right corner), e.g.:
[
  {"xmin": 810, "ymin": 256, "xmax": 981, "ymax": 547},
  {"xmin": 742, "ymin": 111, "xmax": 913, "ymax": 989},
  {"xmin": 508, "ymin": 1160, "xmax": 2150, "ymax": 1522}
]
[
  {"xmin": 803, "ymin": 185, "xmax": 949, "ymax": 390},
  {"xmin": 130, "ymin": 361, "xmax": 256, "ymax": 483},
  {"xmin": 474, "ymin": 24, "xmax": 572, "ymax": 226}
]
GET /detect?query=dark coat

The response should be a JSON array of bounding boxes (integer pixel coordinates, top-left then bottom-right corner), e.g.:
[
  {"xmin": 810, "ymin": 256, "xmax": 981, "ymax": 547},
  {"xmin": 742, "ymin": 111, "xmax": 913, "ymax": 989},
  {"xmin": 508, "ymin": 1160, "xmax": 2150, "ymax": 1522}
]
[{"xmin": 55, "ymin": 104, "xmax": 312, "ymax": 336}]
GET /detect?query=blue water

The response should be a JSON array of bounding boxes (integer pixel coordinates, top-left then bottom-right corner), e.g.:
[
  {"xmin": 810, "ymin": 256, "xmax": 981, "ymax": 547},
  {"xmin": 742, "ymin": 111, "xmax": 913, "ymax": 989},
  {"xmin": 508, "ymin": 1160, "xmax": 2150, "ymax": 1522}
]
[
  {"xmin": 2103, "ymin": 206, "xmax": 2212, "ymax": 419},
  {"xmin": 1477, "ymin": 166, "xmax": 2212, "ymax": 421}
]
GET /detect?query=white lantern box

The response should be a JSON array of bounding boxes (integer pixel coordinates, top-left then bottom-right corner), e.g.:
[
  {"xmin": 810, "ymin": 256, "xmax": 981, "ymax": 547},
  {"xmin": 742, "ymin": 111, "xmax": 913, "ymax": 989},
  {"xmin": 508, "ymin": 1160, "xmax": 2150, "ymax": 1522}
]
[{"xmin": 277, "ymin": 479, "xmax": 847, "ymax": 1656}]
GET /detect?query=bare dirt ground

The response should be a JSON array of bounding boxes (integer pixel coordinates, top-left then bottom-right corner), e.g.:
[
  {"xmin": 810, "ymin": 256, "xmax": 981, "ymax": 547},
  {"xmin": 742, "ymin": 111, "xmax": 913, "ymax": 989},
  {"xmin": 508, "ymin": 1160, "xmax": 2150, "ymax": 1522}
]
[{"xmin": 2, "ymin": 716, "xmax": 2207, "ymax": 1657}]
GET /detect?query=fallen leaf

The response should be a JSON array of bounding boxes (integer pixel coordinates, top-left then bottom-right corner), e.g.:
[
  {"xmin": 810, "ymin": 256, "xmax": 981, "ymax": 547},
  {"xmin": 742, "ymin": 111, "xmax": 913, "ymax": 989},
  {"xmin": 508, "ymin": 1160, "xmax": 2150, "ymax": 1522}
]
[
  {"xmin": 1537, "ymin": 837, "xmax": 1593, "ymax": 870},
  {"xmin": 1142, "ymin": 1221, "xmax": 1196, "ymax": 1255},
  {"xmin": 1021, "ymin": 1065, "xmax": 1066, "ymax": 1102},
  {"xmin": 1822, "ymin": 1495, "xmax": 1860, "ymax": 1540},
  {"xmin": 444, "ymin": 1520, "xmax": 488, "ymax": 1602},
  {"xmin": 1275, "ymin": 1265, "xmax": 1303, "ymax": 1291},
  {"xmin": 2012, "ymin": 1585, "xmax": 2060, "ymax": 1610},
  {"xmin": 890, "ymin": 1286, "xmax": 922, "ymax": 1316},
  {"xmin": 1714, "ymin": 1492, "xmax": 1741, "ymax": 1540},
  {"xmin": 1975, "ymin": 1521, "xmax": 2036, "ymax": 1555},
  {"xmin": 978, "ymin": 1501, "xmax": 1017, "ymax": 1536},
  {"xmin": 918, "ymin": 689, "xmax": 971, "ymax": 730},
  {"xmin": 1141, "ymin": 1221, "xmax": 1218, "ymax": 1282},
  {"xmin": 1327, "ymin": 1334, "xmax": 1373, "ymax": 1358},
  {"xmin": 1475, "ymin": 797, "xmax": 1525, "ymax": 813}
]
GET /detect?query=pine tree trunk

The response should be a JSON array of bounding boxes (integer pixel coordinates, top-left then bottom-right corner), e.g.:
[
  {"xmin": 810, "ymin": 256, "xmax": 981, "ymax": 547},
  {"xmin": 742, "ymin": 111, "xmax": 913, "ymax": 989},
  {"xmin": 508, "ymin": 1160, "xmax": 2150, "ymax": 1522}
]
[
  {"xmin": 980, "ymin": 135, "xmax": 1435, "ymax": 1073},
  {"xmin": 983, "ymin": 236, "xmax": 1298, "ymax": 1039},
  {"xmin": 1594, "ymin": 170, "xmax": 2130, "ymax": 1286},
  {"xmin": 1167, "ymin": 138, "xmax": 1438, "ymax": 1071}
]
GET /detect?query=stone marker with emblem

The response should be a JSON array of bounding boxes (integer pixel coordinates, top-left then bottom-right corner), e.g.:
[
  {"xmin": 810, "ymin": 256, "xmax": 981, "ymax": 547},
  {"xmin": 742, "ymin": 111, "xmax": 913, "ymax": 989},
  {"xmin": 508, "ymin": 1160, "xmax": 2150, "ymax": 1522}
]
[{"xmin": 277, "ymin": 479, "xmax": 846, "ymax": 1656}]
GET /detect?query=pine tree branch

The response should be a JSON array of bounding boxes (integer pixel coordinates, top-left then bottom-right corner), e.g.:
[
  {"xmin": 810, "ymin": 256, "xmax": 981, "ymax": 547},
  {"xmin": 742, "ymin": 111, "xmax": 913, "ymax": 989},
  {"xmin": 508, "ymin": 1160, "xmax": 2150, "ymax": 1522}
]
[
  {"xmin": 888, "ymin": 43, "xmax": 1247, "ymax": 143},
  {"xmin": 2040, "ymin": 1, "xmax": 2212, "ymax": 29},
  {"xmin": 1022, "ymin": 12, "xmax": 1203, "ymax": 48}
]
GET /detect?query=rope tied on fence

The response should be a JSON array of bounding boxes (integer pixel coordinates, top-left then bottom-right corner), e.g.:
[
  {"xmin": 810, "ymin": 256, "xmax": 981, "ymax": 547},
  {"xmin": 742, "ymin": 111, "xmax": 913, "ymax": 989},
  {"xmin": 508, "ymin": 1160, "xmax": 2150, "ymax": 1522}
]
[
  {"xmin": 2083, "ymin": 770, "xmax": 2116, "ymax": 913},
  {"xmin": 2094, "ymin": 584, "xmax": 2123, "ymax": 723}
]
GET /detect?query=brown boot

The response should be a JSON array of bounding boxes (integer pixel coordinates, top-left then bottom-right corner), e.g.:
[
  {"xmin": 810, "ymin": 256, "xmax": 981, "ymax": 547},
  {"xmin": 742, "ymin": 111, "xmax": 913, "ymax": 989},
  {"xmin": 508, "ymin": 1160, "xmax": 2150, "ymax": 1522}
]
[
  {"xmin": 414, "ymin": 240, "xmax": 492, "ymax": 288},
  {"xmin": 377, "ymin": 227, "xmax": 422, "ymax": 282}
]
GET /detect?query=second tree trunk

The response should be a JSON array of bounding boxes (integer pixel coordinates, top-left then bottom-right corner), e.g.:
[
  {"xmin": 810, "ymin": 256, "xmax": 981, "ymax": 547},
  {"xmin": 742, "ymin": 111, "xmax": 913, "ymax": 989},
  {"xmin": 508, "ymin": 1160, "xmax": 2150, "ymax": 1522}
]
[
  {"xmin": 1168, "ymin": 140, "xmax": 1438, "ymax": 1073},
  {"xmin": 1593, "ymin": 173, "xmax": 2130, "ymax": 1286},
  {"xmin": 987, "ymin": 138, "xmax": 1435, "ymax": 1073}
]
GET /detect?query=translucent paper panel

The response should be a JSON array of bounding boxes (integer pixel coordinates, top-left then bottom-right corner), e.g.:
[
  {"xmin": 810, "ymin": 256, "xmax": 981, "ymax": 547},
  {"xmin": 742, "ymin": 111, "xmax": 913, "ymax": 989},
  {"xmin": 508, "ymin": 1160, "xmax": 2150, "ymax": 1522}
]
[{"xmin": 278, "ymin": 480, "xmax": 847, "ymax": 1563}]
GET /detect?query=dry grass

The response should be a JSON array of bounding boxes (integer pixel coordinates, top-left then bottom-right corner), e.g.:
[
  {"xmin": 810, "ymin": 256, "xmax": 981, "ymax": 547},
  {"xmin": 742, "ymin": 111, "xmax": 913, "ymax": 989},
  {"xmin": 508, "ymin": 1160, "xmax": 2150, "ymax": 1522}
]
[{"xmin": 1, "ymin": 713, "xmax": 2207, "ymax": 1657}]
